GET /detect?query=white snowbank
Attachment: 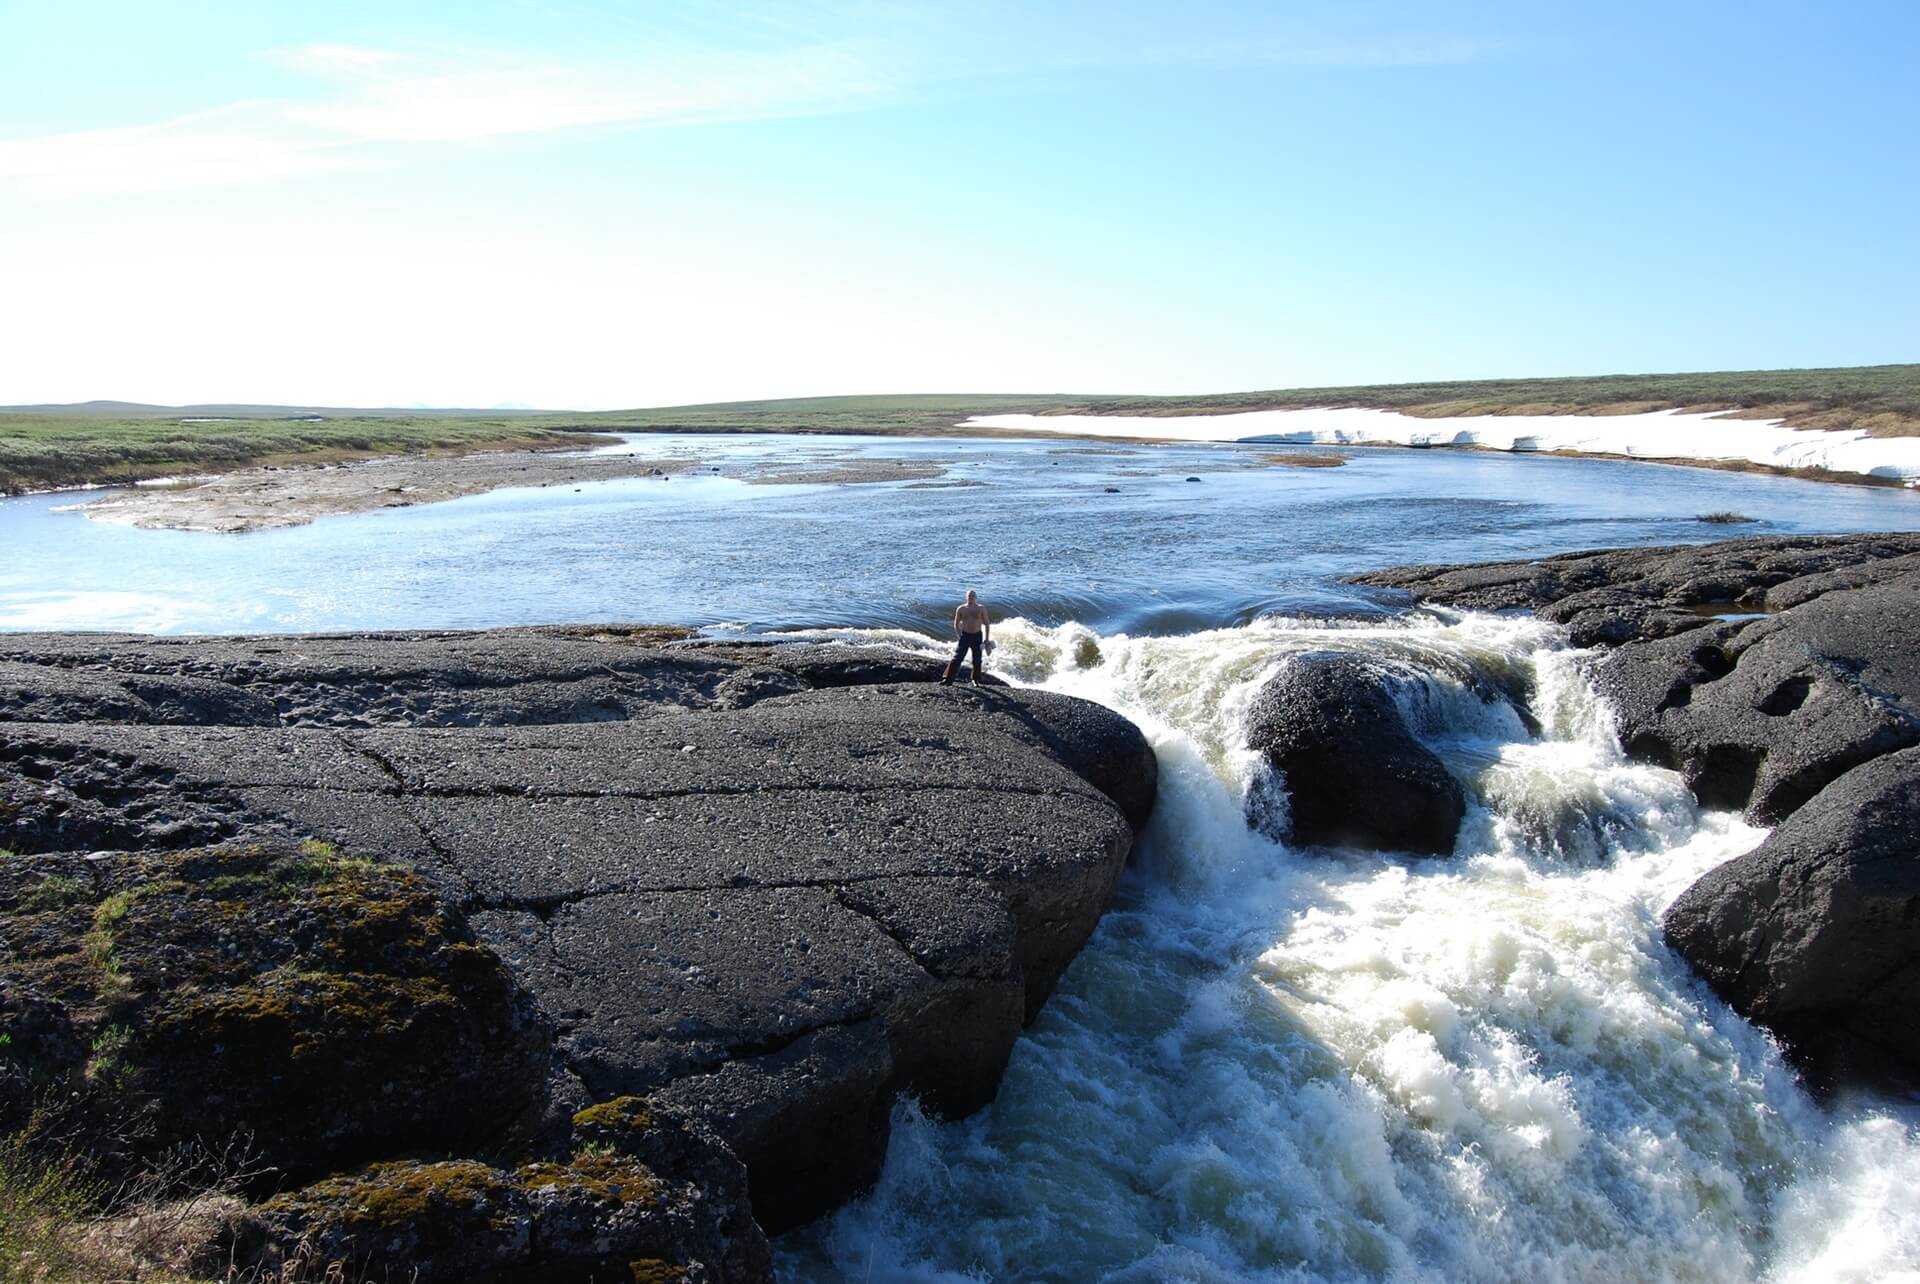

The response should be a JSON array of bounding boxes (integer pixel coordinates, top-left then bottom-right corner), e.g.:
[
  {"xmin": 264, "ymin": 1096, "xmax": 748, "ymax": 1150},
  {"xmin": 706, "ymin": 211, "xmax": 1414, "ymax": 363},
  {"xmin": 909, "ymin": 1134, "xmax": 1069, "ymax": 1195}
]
[{"xmin": 963, "ymin": 407, "xmax": 1920, "ymax": 484}]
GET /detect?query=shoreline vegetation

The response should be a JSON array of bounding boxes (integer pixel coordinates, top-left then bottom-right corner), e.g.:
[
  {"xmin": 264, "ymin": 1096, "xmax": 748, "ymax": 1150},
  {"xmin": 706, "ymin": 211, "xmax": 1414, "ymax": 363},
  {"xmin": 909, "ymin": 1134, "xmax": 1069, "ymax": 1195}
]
[{"xmin": 4, "ymin": 362, "xmax": 1918, "ymax": 496}]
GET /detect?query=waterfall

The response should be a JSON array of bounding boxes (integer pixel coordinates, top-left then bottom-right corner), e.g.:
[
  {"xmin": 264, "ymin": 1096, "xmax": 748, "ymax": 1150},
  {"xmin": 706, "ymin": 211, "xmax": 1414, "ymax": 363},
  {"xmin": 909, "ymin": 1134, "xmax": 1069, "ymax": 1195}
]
[{"xmin": 777, "ymin": 613, "xmax": 1920, "ymax": 1282}]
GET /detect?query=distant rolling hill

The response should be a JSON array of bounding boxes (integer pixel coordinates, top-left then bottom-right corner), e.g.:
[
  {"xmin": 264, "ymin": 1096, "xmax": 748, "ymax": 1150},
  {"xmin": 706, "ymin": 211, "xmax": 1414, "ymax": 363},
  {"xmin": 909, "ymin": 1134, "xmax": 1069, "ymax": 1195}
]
[
  {"xmin": 5, "ymin": 363, "xmax": 1916, "ymax": 493},
  {"xmin": 1, "ymin": 400, "xmax": 552, "ymax": 419}
]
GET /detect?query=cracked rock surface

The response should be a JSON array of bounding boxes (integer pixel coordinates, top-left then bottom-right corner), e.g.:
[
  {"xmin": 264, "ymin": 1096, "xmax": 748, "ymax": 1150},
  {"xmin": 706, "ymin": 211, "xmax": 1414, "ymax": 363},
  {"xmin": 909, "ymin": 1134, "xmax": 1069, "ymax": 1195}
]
[
  {"xmin": 0, "ymin": 627, "xmax": 1156, "ymax": 1236},
  {"xmin": 1355, "ymin": 533, "xmax": 1920, "ymax": 1086}
]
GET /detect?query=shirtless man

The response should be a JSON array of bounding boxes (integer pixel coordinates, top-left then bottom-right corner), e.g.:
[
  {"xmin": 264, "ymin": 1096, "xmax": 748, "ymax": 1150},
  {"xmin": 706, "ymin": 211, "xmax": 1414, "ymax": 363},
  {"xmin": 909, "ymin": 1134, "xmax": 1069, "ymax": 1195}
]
[{"xmin": 940, "ymin": 589, "xmax": 992, "ymax": 685}]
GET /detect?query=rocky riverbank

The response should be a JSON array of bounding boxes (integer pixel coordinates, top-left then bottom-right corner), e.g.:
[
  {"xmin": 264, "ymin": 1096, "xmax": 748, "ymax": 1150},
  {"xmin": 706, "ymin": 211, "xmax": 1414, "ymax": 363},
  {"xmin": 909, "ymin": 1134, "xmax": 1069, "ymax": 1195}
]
[
  {"xmin": 0, "ymin": 630, "xmax": 1156, "ymax": 1279},
  {"xmin": 1355, "ymin": 532, "xmax": 1920, "ymax": 1089},
  {"xmin": 70, "ymin": 449, "xmax": 970, "ymax": 533},
  {"xmin": 76, "ymin": 449, "xmax": 705, "ymax": 532}
]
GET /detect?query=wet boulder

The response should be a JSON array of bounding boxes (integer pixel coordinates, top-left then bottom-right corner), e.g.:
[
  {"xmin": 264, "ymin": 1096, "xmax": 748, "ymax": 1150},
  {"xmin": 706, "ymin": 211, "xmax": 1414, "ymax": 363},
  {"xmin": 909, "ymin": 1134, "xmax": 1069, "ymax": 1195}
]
[
  {"xmin": 1244, "ymin": 652, "xmax": 1464, "ymax": 856},
  {"xmin": 1663, "ymin": 748, "xmax": 1920, "ymax": 1084}
]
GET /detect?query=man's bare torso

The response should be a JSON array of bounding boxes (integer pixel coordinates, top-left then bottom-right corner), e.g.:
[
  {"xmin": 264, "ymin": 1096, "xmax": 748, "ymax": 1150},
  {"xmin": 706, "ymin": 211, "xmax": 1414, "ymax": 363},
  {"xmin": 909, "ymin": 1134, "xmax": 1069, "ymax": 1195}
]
[{"xmin": 956, "ymin": 601, "xmax": 988, "ymax": 635}]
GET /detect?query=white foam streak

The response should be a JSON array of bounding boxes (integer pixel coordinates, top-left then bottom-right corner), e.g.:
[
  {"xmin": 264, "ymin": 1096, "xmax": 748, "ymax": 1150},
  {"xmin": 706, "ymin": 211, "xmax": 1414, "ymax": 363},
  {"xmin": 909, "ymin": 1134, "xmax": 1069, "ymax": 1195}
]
[{"xmin": 779, "ymin": 614, "xmax": 1920, "ymax": 1281}]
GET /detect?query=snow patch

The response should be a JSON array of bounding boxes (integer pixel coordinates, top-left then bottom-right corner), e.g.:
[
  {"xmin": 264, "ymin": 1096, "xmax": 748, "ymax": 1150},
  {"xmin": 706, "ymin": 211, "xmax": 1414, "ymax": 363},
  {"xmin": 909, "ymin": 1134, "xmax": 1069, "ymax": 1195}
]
[{"xmin": 964, "ymin": 407, "xmax": 1920, "ymax": 484}]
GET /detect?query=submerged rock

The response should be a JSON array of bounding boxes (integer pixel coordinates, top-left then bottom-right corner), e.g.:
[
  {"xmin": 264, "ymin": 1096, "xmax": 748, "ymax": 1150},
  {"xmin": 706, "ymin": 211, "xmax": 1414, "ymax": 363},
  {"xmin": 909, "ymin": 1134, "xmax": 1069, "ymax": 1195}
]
[
  {"xmin": 1663, "ymin": 749, "xmax": 1920, "ymax": 1084},
  {"xmin": 1244, "ymin": 651, "xmax": 1464, "ymax": 855}
]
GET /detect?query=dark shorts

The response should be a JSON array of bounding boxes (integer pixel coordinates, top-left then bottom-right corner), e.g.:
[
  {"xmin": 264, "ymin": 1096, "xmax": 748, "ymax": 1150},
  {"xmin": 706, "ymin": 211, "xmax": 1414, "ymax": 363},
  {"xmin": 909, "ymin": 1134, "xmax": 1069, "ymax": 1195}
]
[{"xmin": 951, "ymin": 631, "xmax": 984, "ymax": 672}]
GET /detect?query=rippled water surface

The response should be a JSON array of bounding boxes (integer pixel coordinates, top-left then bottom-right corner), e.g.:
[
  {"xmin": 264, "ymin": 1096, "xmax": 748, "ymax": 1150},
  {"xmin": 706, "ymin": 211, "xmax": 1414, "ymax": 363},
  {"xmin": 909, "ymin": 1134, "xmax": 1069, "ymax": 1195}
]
[
  {"xmin": 7, "ymin": 435, "xmax": 1920, "ymax": 1280},
  {"xmin": 6, "ymin": 433, "xmax": 1920, "ymax": 634}
]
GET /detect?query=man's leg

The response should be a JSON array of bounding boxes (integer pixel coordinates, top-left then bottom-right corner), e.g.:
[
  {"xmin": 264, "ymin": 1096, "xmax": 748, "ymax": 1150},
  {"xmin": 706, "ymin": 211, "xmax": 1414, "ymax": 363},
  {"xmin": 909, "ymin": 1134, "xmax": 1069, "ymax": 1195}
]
[
  {"xmin": 940, "ymin": 635, "xmax": 966, "ymax": 685},
  {"xmin": 968, "ymin": 635, "xmax": 985, "ymax": 683}
]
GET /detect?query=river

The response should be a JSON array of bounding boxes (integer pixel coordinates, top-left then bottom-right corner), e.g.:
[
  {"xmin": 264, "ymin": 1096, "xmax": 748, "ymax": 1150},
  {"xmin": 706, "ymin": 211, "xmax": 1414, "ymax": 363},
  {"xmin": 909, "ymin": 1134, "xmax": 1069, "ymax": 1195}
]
[
  {"xmin": 6, "ymin": 434, "xmax": 1919, "ymax": 1279},
  {"xmin": 5, "ymin": 433, "xmax": 1919, "ymax": 636}
]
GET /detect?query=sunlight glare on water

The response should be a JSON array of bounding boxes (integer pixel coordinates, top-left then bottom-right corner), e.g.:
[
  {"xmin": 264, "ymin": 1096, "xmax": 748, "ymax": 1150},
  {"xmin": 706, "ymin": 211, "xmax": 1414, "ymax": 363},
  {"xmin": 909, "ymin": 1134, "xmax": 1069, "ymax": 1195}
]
[{"xmin": 777, "ymin": 613, "xmax": 1920, "ymax": 1283}]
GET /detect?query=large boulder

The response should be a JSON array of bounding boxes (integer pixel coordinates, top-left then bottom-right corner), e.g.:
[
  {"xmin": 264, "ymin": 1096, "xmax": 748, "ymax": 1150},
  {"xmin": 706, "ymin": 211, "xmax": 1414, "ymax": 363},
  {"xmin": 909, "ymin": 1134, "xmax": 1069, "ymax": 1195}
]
[
  {"xmin": 1244, "ymin": 652, "xmax": 1464, "ymax": 856},
  {"xmin": 1663, "ymin": 749, "xmax": 1920, "ymax": 1082},
  {"xmin": 0, "ymin": 630, "xmax": 1028, "ymax": 731}
]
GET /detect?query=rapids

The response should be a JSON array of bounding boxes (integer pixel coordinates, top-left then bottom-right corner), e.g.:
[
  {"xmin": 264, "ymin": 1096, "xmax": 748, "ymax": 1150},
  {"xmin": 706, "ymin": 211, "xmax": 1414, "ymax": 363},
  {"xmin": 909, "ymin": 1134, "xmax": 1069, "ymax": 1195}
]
[{"xmin": 777, "ymin": 613, "xmax": 1920, "ymax": 1282}]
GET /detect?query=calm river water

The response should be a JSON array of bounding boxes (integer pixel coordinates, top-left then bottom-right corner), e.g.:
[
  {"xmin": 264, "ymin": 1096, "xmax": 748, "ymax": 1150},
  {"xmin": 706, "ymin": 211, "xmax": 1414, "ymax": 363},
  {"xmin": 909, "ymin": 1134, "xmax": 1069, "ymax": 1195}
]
[{"xmin": 6, "ymin": 433, "xmax": 1920, "ymax": 636}]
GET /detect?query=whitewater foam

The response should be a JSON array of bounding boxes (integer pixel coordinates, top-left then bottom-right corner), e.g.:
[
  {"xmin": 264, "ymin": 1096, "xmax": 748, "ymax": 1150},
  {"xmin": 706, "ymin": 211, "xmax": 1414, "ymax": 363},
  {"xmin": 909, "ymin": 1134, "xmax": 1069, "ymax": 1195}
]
[{"xmin": 776, "ymin": 614, "xmax": 1920, "ymax": 1282}]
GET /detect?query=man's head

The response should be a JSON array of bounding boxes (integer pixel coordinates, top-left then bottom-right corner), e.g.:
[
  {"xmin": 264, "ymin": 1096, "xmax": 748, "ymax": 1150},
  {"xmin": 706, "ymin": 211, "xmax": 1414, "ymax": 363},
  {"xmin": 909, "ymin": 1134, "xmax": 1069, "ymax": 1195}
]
[{"xmin": 964, "ymin": 589, "xmax": 978, "ymax": 604}]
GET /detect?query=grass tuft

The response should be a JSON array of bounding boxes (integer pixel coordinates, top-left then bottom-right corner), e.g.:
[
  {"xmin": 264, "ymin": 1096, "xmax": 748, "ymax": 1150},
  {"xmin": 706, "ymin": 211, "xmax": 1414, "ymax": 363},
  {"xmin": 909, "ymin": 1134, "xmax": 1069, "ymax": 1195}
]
[
  {"xmin": 0, "ymin": 1133, "xmax": 103, "ymax": 1284},
  {"xmin": 19, "ymin": 877, "xmax": 90, "ymax": 914}
]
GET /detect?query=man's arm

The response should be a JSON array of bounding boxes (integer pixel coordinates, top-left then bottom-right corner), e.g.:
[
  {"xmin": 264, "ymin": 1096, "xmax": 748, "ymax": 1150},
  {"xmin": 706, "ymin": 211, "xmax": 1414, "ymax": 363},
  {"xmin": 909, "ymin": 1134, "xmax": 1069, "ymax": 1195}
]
[
  {"xmin": 953, "ymin": 606, "xmax": 963, "ymax": 635},
  {"xmin": 982, "ymin": 605, "xmax": 991, "ymax": 644}
]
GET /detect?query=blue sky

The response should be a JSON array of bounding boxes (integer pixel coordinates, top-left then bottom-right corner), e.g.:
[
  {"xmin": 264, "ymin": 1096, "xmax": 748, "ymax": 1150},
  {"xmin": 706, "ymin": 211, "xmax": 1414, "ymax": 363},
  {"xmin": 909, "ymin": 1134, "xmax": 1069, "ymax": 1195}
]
[{"xmin": 1, "ymin": 1, "xmax": 1915, "ymax": 409}]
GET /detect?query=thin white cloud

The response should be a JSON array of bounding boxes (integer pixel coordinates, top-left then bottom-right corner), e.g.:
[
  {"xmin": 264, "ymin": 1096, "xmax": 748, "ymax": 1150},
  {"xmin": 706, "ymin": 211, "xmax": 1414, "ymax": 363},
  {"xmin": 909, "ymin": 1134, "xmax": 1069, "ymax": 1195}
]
[
  {"xmin": 0, "ymin": 41, "xmax": 896, "ymax": 196},
  {"xmin": 0, "ymin": 104, "xmax": 365, "ymax": 195},
  {"xmin": 280, "ymin": 44, "xmax": 891, "ymax": 145},
  {"xmin": 267, "ymin": 43, "xmax": 408, "ymax": 77},
  {"xmin": 1246, "ymin": 34, "xmax": 1504, "ymax": 68},
  {"xmin": 0, "ymin": 20, "xmax": 1503, "ymax": 197}
]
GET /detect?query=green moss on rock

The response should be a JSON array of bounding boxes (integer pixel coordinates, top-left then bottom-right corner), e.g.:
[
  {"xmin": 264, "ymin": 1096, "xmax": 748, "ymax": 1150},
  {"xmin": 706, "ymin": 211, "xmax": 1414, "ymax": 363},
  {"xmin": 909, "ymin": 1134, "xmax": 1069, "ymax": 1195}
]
[
  {"xmin": 17, "ymin": 876, "xmax": 90, "ymax": 915},
  {"xmin": 572, "ymin": 1095, "xmax": 656, "ymax": 1140},
  {"xmin": 0, "ymin": 841, "xmax": 550, "ymax": 1186},
  {"xmin": 228, "ymin": 1150, "xmax": 733, "ymax": 1283},
  {"xmin": 290, "ymin": 1159, "xmax": 523, "ymax": 1232},
  {"xmin": 518, "ymin": 1151, "xmax": 662, "ymax": 1206}
]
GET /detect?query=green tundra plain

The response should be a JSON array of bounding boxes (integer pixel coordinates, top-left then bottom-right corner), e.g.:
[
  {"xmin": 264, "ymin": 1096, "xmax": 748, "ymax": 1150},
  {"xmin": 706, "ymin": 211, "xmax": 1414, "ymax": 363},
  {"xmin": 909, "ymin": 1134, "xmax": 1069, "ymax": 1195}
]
[{"xmin": 4, "ymin": 363, "xmax": 1918, "ymax": 495}]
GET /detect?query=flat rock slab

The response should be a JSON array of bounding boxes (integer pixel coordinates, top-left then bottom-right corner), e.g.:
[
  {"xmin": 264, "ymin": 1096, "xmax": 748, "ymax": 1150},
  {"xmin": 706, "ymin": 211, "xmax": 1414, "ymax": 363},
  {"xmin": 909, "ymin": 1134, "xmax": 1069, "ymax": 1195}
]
[{"xmin": 0, "ymin": 629, "xmax": 1155, "ymax": 1231}]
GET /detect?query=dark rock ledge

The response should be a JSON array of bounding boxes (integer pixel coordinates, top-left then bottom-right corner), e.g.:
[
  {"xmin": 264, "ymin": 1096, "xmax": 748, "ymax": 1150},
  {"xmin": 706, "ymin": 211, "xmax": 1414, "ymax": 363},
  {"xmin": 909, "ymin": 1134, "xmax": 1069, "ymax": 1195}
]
[
  {"xmin": 1355, "ymin": 533, "xmax": 1920, "ymax": 1089},
  {"xmin": 0, "ymin": 629, "xmax": 1157, "ymax": 1280}
]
